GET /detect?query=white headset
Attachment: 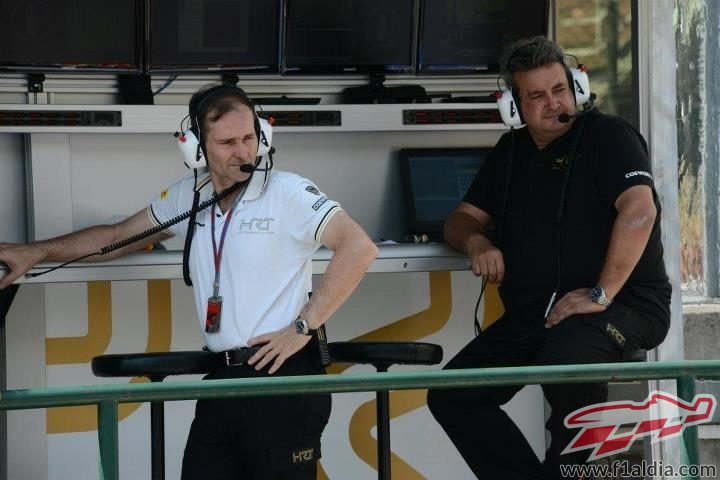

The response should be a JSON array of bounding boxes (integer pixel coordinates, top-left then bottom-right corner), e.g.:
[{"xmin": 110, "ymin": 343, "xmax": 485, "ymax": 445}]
[
  {"xmin": 496, "ymin": 64, "xmax": 591, "ymax": 128},
  {"xmin": 175, "ymin": 85, "xmax": 274, "ymax": 201}
]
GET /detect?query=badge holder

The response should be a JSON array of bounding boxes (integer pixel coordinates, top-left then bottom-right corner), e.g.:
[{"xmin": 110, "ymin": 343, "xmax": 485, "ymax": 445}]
[{"xmin": 205, "ymin": 293, "xmax": 222, "ymax": 333}]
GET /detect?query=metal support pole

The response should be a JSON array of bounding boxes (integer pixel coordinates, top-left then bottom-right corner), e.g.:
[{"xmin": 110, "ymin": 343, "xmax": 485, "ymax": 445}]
[
  {"xmin": 376, "ymin": 364, "xmax": 390, "ymax": 480},
  {"xmin": 149, "ymin": 375, "xmax": 166, "ymax": 480},
  {"xmin": 677, "ymin": 375, "xmax": 699, "ymax": 480},
  {"xmin": 97, "ymin": 400, "xmax": 119, "ymax": 480},
  {"xmin": 150, "ymin": 401, "xmax": 165, "ymax": 480}
]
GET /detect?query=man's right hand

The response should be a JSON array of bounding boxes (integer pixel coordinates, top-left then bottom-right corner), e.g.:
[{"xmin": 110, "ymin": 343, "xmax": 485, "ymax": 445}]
[
  {"xmin": 466, "ymin": 236, "xmax": 505, "ymax": 284},
  {"xmin": 0, "ymin": 242, "xmax": 47, "ymax": 290}
]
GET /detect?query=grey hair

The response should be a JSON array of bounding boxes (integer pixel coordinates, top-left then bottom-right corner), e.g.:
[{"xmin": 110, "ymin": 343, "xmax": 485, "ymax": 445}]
[{"xmin": 500, "ymin": 36, "xmax": 568, "ymax": 91}]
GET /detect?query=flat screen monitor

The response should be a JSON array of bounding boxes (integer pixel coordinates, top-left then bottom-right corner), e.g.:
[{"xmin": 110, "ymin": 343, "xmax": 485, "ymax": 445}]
[
  {"xmin": 0, "ymin": 0, "xmax": 142, "ymax": 73},
  {"xmin": 149, "ymin": 0, "xmax": 280, "ymax": 73},
  {"xmin": 400, "ymin": 147, "xmax": 491, "ymax": 238},
  {"xmin": 283, "ymin": 0, "xmax": 415, "ymax": 74},
  {"xmin": 418, "ymin": 0, "xmax": 549, "ymax": 74}
]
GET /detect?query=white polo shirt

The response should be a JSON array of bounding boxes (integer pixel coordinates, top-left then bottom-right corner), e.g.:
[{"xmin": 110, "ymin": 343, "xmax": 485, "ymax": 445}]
[{"xmin": 148, "ymin": 170, "xmax": 341, "ymax": 352}]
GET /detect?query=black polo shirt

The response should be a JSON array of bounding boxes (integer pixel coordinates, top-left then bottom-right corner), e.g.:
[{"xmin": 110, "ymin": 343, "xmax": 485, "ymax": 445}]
[{"xmin": 463, "ymin": 110, "xmax": 670, "ymax": 321}]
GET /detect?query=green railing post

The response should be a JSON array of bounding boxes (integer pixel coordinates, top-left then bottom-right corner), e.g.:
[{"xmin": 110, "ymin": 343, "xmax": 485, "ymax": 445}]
[
  {"xmin": 97, "ymin": 400, "xmax": 119, "ymax": 480},
  {"xmin": 677, "ymin": 375, "xmax": 699, "ymax": 480}
]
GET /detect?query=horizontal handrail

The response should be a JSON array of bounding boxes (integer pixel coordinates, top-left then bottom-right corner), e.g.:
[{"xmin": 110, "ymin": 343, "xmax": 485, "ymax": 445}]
[{"xmin": 2, "ymin": 359, "xmax": 720, "ymax": 410}]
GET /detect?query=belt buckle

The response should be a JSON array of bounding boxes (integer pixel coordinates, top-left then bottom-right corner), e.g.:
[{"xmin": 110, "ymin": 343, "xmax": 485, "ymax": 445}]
[{"xmin": 224, "ymin": 349, "xmax": 246, "ymax": 367}]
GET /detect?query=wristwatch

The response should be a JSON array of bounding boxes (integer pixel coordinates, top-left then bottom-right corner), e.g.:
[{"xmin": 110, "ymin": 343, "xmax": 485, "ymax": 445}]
[
  {"xmin": 589, "ymin": 286, "xmax": 612, "ymax": 307},
  {"xmin": 294, "ymin": 316, "xmax": 315, "ymax": 336}
]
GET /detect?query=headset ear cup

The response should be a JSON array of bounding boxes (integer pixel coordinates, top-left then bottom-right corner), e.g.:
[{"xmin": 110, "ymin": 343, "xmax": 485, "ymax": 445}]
[
  {"xmin": 177, "ymin": 130, "xmax": 207, "ymax": 169},
  {"xmin": 257, "ymin": 117, "xmax": 273, "ymax": 157},
  {"xmin": 496, "ymin": 89, "xmax": 524, "ymax": 128},
  {"xmin": 569, "ymin": 67, "xmax": 591, "ymax": 106}
]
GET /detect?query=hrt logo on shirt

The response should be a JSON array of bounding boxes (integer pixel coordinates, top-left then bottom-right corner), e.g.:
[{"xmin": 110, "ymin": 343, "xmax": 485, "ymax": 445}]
[{"xmin": 236, "ymin": 217, "xmax": 275, "ymax": 233}]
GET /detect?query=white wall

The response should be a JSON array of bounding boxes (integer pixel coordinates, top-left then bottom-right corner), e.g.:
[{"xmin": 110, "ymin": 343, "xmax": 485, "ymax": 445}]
[{"xmin": 0, "ymin": 133, "xmax": 26, "ymax": 243}]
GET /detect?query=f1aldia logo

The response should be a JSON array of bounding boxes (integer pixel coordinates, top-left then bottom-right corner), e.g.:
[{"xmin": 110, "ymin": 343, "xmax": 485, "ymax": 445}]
[{"xmin": 562, "ymin": 391, "xmax": 716, "ymax": 460}]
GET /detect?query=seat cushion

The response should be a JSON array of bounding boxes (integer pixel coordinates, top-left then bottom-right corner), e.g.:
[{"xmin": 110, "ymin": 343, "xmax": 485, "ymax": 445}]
[
  {"xmin": 92, "ymin": 351, "xmax": 215, "ymax": 380},
  {"xmin": 328, "ymin": 341, "xmax": 443, "ymax": 367}
]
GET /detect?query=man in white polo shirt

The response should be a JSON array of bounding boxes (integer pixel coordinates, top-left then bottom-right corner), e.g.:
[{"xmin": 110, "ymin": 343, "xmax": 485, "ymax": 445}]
[{"xmin": 0, "ymin": 83, "xmax": 378, "ymax": 479}]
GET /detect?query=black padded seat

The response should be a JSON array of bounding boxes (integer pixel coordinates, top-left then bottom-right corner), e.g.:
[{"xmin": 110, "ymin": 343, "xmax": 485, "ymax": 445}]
[
  {"xmin": 91, "ymin": 351, "xmax": 215, "ymax": 381},
  {"xmin": 329, "ymin": 341, "xmax": 443, "ymax": 369},
  {"xmin": 623, "ymin": 348, "xmax": 647, "ymax": 362}
]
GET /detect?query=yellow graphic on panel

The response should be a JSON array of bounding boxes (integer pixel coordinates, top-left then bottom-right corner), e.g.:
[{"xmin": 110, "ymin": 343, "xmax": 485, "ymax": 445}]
[
  {"xmin": 44, "ymin": 272, "xmax": 503, "ymax": 479},
  {"xmin": 47, "ymin": 280, "xmax": 172, "ymax": 434},
  {"xmin": 319, "ymin": 271, "xmax": 452, "ymax": 480},
  {"xmin": 319, "ymin": 272, "xmax": 503, "ymax": 480}
]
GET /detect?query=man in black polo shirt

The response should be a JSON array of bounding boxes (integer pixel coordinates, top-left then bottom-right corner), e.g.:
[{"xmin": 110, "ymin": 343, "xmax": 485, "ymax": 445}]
[{"xmin": 427, "ymin": 36, "xmax": 671, "ymax": 479}]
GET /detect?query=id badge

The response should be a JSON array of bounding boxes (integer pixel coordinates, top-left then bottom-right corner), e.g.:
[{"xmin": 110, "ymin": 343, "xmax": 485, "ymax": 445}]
[{"xmin": 205, "ymin": 296, "xmax": 222, "ymax": 333}]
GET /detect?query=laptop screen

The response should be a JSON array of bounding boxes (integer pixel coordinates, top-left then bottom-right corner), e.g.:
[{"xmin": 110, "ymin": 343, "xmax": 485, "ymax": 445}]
[{"xmin": 400, "ymin": 148, "xmax": 491, "ymax": 238}]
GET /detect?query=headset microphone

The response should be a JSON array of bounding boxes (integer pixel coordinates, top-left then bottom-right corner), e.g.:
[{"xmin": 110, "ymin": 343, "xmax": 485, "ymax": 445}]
[
  {"xmin": 240, "ymin": 163, "xmax": 271, "ymax": 173},
  {"xmin": 558, "ymin": 101, "xmax": 597, "ymax": 124}
]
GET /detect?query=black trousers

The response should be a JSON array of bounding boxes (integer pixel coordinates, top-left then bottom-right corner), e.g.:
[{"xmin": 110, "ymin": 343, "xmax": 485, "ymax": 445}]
[
  {"xmin": 427, "ymin": 300, "xmax": 668, "ymax": 480},
  {"xmin": 181, "ymin": 347, "xmax": 331, "ymax": 480}
]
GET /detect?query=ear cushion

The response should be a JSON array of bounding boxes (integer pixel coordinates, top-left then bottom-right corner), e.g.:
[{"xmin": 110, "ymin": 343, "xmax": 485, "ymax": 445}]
[
  {"xmin": 176, "ymin": 130, "xmax": 206, "ymax": 170},
  {"xmin": 569, "ymin": 66, "xmax": 591, "ymax": 106},
  {"xmin": 257, "ymin": 117, "xmax": 273, "ymax": 157},
  {"xmin": 496, "ymin": 89, "xmax": 524, "ymax": 128}
]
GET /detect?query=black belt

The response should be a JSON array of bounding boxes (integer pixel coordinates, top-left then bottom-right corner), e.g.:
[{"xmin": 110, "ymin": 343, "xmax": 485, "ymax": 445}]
[{"xmin": 211, "ymin": 346, "xmax": 263, "ymax": 367}]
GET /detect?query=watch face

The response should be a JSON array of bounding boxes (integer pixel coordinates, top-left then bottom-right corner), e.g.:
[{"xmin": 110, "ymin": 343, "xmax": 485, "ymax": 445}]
[
  {"xmin": 295, "ymin": 318, "xmax": 308, "ymax": 335},
  {"xmin": 590, "ymin": 286, "xmax": 609, "ymax": 305}
]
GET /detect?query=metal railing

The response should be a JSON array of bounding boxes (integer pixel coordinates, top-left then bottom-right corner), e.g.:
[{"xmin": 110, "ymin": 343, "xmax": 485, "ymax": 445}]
[{"xmin": 2, "ymin": 359, "xmax": 719, "ymax": 480}]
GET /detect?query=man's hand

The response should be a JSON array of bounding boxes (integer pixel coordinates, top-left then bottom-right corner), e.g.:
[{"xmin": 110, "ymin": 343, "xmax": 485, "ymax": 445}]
[
  {"xmin": 544, "ymin": 288, "xmax": 607, "ymax": 328},
  {"xmin": 467, "ymin": 237, "xmax": 505, "ymax": 284},
  {"xmin": 247, "ymin": 325, "xmax": 312, "ymax": 374},
  {"xmin": 0, "ymin": 243, "xmax": 48, "ymax": 290}
]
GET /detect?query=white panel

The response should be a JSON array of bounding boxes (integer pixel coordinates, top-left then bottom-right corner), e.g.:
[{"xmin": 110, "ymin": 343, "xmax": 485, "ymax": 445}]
[
  {"xmin": 68, "ymin": 133, "xmax": 187, "ymax": 232},
  {"xmin": 638, "ymin": 1, "xmax": 684, "ymax": 476},
  {"xmin": 44, "ymin": 283, "xmax": 88, "ymax": 337},
  {"xmin": 0, "ymin": 104, "xmax": 507, "ymax": 133},
  {"xmin": 5, "ymin": 284, "xmax": 47, "ymax": 480},
  {"xmin": 275, "ymin": 130, "xmax": 502, "ymax": 240},
  {"xmin": 8, "ymin": 272, "xmax": 546, "ymax": 480},
  {"xmin": 27, "ymin": 134, "xmax": 73, "ymax": 240},
  {"xmin": 0, "ymin": 133, "xmax": 26, "ymax": 243}
]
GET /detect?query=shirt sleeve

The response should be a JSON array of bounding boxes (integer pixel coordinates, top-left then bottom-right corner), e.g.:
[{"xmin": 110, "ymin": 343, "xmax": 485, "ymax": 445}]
[
  {"xmin": 462, "ymin": 133, "xmax": 510, "ymax": 217},
  {"xmin": 147, "ymin": 176, "xmax": 199, "ymax": 237},
  {"xmin": 287, "ymin": 179, "xmax": 342, "ymax": 246},
  {"xmin": 594, "ymin": 117, "xmax": 655, "ymax": 209}
]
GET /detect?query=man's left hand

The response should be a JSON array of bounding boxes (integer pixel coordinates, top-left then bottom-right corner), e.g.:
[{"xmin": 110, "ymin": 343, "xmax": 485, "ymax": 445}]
[
  {"xmin": 247, "ymin": 325, "xmax": 312, "ymax": 374},
  {"xmin": 544, "ymin": 288, "xmax": 607, "ymax": 328}
]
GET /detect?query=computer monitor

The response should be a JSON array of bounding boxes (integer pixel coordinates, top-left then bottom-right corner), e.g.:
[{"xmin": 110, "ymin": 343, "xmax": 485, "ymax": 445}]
[
  {"xmin": 283, "ymin": 0, "xmax": 415, "ymax": 74},
  {"xmin": 0, "ymin": 0, "xmax": 142, "ymax": 73},
  {"xmin": 417, "ymin": 0, "xmax": 549, "ymax": 74},
  {"xmin": 148, "ymin": 0, "xmax": 280, "ymax": 73},
  {"xmin": 400, "ymin": 147, "xmax": 491, "ymax": 239}
]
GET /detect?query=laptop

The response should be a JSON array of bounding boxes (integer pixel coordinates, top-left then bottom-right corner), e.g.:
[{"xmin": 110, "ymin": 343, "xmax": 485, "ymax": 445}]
[{"xmin": 399, "ymin": 147, "xmax": 490, "ymax": 242}]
